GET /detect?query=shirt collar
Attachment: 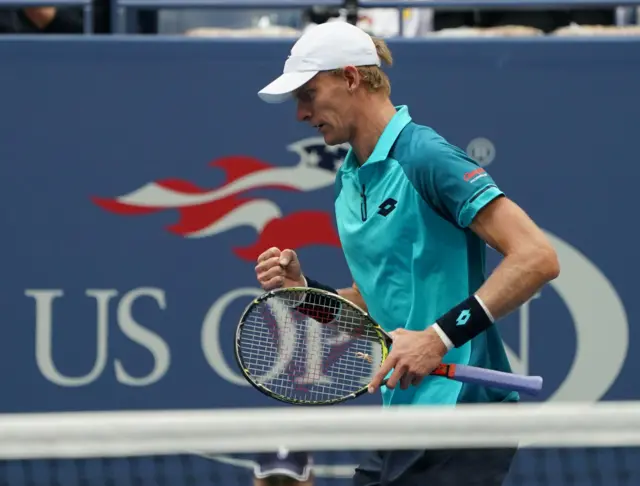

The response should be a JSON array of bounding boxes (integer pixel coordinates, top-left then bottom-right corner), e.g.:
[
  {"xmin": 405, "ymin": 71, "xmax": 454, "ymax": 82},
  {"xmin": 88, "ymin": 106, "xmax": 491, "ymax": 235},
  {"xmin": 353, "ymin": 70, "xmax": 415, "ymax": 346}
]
[{"xmin": 343, "ymin": 105, "xmax": 412, "ymax": 171}]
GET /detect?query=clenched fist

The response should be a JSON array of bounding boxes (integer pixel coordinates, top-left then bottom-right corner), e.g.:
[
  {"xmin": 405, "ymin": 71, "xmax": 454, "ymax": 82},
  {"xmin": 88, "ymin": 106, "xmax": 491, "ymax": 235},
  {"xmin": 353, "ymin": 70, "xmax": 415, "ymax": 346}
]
[{"xmin": 255, "ymin": 247, "xmax": 305, "ymax": 291}]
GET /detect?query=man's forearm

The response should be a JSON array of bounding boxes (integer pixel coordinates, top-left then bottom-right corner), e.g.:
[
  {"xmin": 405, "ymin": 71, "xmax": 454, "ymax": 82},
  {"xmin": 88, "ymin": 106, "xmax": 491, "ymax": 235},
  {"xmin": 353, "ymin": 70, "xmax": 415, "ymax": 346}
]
[
  {"xmin": 338, "ymin": 286, "xmax": 368, "ymax": 311},
  {"xmin": 475, "ymin": 247, "xmax": 559, "ymax": 322}
]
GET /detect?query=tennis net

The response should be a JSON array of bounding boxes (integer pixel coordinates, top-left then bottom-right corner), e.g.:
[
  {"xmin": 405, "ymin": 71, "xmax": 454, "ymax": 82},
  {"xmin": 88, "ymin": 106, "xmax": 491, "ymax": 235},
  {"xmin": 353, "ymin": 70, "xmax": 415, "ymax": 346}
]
[{"xmin": 1, "ymin": 401, "xmax": 639, "ymax": 485}]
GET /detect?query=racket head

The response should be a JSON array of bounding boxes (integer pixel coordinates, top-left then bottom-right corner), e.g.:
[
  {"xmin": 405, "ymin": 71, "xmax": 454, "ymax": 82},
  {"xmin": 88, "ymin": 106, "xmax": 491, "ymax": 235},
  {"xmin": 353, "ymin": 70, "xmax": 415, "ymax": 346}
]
[{"xmin": 234, "ymin": 287, "xmax": 390, "ymax": 405}]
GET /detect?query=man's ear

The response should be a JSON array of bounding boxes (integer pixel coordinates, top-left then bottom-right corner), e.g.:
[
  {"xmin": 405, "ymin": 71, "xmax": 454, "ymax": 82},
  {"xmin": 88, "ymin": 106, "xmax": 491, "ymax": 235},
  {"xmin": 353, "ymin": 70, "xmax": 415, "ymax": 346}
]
[{"xmin": 341, "ymin": 65, "xmax": 361, "ymax": 92}]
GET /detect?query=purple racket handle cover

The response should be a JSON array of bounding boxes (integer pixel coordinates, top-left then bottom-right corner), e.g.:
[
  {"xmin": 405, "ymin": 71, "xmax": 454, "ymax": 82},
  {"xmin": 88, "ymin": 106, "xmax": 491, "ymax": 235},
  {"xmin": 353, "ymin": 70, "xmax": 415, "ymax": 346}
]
[{"xmin": 453, "ymin": 364, "xmax": 543, "ymax": 396}]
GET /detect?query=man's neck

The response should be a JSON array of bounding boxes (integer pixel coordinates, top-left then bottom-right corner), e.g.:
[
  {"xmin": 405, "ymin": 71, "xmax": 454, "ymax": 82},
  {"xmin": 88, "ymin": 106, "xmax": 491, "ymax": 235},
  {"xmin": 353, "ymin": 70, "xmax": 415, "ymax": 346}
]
[{"xmin": 350, "ymin": 97, "xmax": 397, "ymax": 165}]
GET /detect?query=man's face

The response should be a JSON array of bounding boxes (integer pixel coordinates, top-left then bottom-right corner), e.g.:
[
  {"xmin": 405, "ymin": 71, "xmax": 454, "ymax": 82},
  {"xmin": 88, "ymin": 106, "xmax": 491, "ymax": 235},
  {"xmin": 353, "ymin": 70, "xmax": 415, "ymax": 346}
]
[{"xmin": 294, "ymin": 71, "xmax": 356, "ymax": 146}]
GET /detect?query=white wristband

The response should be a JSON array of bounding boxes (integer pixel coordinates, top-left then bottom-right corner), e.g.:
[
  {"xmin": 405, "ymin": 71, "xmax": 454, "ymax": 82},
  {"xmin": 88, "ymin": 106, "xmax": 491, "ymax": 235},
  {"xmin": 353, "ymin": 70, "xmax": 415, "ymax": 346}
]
[
  {"xmin": 431, "ymin": 323, "xmax": 454, "ymax": 351},
  {"xmin": 474, "ymin": 294, "xmax": 495, "ymax": 323}
]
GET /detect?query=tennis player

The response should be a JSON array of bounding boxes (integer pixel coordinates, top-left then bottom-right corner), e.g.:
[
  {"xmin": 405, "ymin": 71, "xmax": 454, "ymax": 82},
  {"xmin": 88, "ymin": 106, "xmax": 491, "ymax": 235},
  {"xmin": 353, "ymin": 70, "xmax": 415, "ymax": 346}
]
[{"xmin": 254, "ymin": 21, "xmax": 560, "ymax": 486}]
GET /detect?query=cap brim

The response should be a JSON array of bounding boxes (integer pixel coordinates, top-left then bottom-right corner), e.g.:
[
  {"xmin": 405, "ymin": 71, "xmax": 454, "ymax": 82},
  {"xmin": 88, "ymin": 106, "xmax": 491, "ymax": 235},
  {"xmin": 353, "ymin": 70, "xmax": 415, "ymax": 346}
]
[{"xmin": 258, "ymin": 71, "xmax": 318, "ymax": 104}]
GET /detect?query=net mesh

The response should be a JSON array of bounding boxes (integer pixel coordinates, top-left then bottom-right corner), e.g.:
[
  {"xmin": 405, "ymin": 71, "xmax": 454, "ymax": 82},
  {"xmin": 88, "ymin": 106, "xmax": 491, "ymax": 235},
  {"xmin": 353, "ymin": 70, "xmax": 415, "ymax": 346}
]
[{"xmin": 1, "ymin": 402, "xmax": 639, "ymax": 486}]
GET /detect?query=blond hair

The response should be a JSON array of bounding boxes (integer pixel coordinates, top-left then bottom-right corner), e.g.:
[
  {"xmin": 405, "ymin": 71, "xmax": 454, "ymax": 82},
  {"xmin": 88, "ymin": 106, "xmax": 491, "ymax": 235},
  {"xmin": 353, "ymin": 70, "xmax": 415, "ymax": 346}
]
[{"xmin": 331, "ymin": 36, "xmax": 393, "ymax": 96}]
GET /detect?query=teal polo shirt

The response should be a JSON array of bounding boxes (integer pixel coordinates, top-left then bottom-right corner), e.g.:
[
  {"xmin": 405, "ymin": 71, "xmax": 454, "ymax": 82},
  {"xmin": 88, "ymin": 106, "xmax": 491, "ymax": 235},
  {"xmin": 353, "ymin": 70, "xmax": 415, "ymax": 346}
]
[{"xmin": 334, "ymin": 105, "xmax": 518, "ymax": 407}]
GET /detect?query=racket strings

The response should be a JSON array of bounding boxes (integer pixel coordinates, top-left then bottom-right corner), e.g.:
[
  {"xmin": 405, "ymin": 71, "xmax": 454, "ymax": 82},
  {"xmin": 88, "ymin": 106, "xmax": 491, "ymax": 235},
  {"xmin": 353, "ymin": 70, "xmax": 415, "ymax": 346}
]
[{"xmin": 238, "ymin": 291, "xmax": 384, "ymax": 403}]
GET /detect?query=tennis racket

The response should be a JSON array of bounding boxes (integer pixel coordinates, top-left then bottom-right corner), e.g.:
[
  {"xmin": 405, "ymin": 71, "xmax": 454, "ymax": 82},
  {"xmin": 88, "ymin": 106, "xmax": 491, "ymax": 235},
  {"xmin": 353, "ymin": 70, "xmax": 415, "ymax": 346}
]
[{"xmin": 235, "ymin": 287, "xmax": 543, "ymax": 406}]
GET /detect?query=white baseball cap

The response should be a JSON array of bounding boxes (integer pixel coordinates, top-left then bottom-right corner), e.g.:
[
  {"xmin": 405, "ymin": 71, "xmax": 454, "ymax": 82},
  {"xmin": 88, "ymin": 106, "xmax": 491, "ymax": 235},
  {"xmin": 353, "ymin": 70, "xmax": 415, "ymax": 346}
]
[{"xmin": 258, "ymin": 21, "xmax": 381, "ymax": 104}]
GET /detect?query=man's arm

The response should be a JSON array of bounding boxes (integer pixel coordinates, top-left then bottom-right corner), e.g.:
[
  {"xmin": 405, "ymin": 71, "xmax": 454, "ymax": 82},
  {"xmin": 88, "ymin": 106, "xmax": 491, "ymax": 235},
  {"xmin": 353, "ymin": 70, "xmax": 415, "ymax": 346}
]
[
  {"xmin": 296, "ymin": 276, "xmax": 367, "ymax": 322},
  {"xmin": 369, "ymin": 196, "xmax": 559, "ymax": 392},
  {"xmin": 471, "ymin": 196, "xmax": 560, "ymax": 321},
  {"xmin": 338, "ymin": 282, "xmax": 368, "ymax": 311},
  {"xmin": 399, "ymin": 138, "xmax": 559, "ymax": 329}
]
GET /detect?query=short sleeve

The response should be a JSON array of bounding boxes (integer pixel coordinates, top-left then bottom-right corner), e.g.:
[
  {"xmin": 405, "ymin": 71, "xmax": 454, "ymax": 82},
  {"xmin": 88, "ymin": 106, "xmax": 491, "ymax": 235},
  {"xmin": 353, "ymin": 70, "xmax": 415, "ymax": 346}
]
[{"xmin": 402, "ymin": 137, "xmax": 504, "ymax": 228}]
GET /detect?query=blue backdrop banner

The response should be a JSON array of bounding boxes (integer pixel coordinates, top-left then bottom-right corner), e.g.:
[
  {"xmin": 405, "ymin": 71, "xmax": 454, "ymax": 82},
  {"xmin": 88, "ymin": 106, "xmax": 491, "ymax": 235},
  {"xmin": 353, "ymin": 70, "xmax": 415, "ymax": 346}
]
[{"xmin": 0, "ymin": 37, "xmax": 638, "ymax": 414}]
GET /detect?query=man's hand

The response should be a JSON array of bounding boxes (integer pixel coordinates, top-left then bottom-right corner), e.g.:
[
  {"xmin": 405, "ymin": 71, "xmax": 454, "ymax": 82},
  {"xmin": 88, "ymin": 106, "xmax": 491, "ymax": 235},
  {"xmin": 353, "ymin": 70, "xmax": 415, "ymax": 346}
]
[
  {"xmin": 368, "ymin": 327, "xmax": 448, "ymax": 393},
  {"xmin": 255, "ymin": 247, "xmax": 305, "ymax": 291}
]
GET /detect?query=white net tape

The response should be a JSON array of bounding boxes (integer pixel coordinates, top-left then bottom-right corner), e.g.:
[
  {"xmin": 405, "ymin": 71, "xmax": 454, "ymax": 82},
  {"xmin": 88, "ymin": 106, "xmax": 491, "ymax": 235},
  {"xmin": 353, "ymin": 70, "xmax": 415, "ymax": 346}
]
[
  {"xmin": 2, "ymin": 401, "xmax": 640, "ymax": 459},
  {"xmin": 1, "ymin": 401, "xmax": 639, "ymax": 485}
]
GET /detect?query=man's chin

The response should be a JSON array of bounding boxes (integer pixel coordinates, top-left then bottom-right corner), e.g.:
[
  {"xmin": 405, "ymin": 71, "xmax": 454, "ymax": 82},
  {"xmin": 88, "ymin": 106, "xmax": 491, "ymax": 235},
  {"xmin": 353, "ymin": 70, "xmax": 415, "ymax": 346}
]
[{"xmin": 322, "ymin": 132, "xmax": 346, "ymax": 146}]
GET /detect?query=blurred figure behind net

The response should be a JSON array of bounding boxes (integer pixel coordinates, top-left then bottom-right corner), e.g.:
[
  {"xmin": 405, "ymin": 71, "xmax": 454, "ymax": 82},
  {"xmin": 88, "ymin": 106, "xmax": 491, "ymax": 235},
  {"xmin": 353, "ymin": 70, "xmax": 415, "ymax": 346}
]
[
  {"xmin": 302, "ymin": 2, "xmax": 434, "ymax": 37},
  {"xmin": 0, "ymin": 0, "xmax": 156, "ymax": 33},
  {"xmin": 253, "ymin": 449, "xmax": 314, "ymax": 486}
]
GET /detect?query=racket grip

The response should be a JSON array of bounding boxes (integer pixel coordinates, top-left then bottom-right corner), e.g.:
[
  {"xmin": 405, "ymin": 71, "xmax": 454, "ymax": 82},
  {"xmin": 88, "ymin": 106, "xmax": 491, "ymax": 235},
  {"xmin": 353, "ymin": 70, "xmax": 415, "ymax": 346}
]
[{"xmin": 452, "ymin": 364, "xmax": 543, "ymax": 396}]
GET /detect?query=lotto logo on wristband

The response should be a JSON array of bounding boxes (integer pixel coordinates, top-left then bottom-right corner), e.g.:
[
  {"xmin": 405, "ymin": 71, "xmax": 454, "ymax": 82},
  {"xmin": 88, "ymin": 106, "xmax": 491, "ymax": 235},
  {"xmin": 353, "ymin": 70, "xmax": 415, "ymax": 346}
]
[{"xmin": 456, "ymin": 310, "xmax": 471, "ymax": 326}]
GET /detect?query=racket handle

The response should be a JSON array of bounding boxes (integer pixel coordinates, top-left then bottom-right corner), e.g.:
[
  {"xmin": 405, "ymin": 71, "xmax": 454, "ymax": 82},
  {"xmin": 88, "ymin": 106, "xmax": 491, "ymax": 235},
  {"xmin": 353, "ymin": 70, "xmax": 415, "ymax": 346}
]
[
  {"xmin": 446, "ymin": 364, "xmax": 543, "ymax": 396},
  {"xmin": 379, "ymin": 365, "xmax": 542, "ymax": 396}
]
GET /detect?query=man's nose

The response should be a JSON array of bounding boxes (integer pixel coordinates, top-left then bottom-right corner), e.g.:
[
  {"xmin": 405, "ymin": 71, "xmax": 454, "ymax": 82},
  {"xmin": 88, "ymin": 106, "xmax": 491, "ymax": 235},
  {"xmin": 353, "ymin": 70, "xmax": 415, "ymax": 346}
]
[{"xmin": 296, "ymin": 102, "xmax": 311, "ymax": 123}]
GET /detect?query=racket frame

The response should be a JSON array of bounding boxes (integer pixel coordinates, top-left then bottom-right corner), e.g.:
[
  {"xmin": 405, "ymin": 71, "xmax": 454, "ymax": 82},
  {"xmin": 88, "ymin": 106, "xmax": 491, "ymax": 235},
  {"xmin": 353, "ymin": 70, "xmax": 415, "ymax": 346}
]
[{"xmin": 234, "ymin": 287, "xmax": 390, "ymax": 406}]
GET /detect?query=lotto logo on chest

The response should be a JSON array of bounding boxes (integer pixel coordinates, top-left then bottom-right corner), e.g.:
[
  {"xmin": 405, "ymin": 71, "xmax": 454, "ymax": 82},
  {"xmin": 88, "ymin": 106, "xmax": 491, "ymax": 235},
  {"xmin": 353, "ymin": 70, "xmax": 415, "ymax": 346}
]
[{"xmin": 377, "ymin": 198, "xmax": 398, "ymax": 217}]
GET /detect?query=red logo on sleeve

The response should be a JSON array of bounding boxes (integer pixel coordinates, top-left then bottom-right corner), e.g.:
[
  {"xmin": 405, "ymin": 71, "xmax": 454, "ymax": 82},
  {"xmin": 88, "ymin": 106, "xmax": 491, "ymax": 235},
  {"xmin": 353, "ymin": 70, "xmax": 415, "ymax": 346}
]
[{"xmin": 463, "ymin": 167, "xmax": 487, "ymax": 182}]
